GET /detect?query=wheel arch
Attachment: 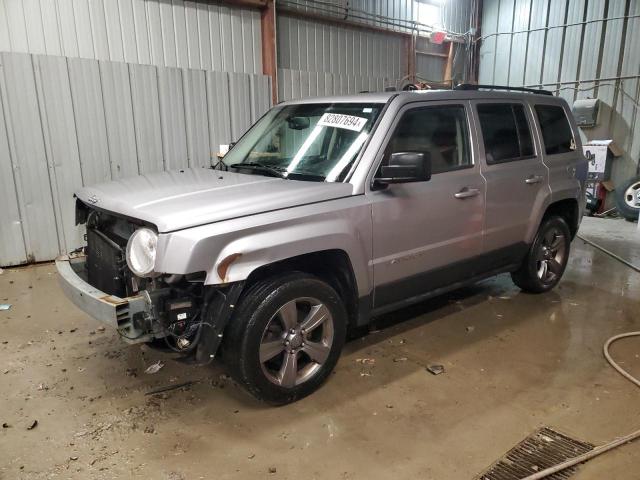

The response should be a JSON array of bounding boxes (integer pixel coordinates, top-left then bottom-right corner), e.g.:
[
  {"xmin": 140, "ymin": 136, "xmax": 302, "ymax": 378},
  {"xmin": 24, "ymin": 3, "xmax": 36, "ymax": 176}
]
[
  {"xmin": 242, "ymin": 250, "xmax": 363, "ymax": 332},
  {"xmin": 527, "ymin": 194, "xmax": 580, "ymax": 244},
  {"xmin": 542, "ymin": 198, "xmax": 580, "ymax": 238}
]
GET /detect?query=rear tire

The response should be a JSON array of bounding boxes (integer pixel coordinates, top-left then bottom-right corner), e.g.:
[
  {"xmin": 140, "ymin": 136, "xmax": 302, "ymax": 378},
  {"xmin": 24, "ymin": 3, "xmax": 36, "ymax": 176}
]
[
  {"xmin": 615, "ymin": 175, "xmax": 640, "ymax": 222},
  {"xmin": 511, "ymin": 216, "xmax": 571, "ymax": 293},
  {"xmin": 222, "ymin": 272, "xmax": 347, "ymax": 405}
]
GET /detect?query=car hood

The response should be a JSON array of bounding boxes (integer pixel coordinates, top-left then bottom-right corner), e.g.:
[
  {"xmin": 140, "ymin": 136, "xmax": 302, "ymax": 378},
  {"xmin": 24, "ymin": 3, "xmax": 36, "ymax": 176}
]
[{"xmin": 75, "ymin": 168, "xmax": 354, "ymax": 232}]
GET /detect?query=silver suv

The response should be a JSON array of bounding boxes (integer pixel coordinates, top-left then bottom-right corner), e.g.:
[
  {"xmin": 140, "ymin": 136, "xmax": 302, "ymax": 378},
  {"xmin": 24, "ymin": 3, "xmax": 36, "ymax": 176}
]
[{"xmin": 56, "ymin": 86, "xmax": 587, "ymax": 404}]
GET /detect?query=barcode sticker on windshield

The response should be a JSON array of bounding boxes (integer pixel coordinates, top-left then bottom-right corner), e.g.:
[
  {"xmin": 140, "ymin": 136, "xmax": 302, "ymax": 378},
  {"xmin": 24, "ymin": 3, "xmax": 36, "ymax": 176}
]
[{"xmin": 318, "ymin": 113, "xmax": 368, "ymax": 132}]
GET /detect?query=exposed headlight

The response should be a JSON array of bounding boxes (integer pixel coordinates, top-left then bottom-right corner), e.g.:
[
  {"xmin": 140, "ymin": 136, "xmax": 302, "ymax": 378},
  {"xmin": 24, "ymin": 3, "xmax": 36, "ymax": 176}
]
[{"xmin": 126, "ymin": 228, "xmax": 158, "ymax": 277}]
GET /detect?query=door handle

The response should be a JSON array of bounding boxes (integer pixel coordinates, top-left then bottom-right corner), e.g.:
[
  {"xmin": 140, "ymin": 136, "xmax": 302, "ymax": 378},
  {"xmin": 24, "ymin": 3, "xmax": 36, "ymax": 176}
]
[
  {"xmin": 454, "ymin": 187, "xmax": 480, "ymax": 199},
  {"xmin": 525, "ymin": 175, "xmax": 543, "ymax": 185}
]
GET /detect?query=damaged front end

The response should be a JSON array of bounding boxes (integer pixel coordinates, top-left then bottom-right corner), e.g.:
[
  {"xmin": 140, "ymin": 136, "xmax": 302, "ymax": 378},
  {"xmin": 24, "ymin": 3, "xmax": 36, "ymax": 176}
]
[{"xmin": 57, "ymin": 200, "xmax": 243, "ymax": 364}]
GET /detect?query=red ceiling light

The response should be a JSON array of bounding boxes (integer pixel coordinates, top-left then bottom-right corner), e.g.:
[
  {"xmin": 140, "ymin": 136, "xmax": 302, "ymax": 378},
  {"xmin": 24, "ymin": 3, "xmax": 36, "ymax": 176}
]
[{"xmin": 431, "ymin": 31, "xmax": 446, "ymax": 44}]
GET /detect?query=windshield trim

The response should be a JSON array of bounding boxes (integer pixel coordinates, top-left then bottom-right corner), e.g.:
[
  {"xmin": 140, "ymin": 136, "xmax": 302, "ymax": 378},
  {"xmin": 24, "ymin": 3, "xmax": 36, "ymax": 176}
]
[{"xmin": 342, "ymin": 94, "xmax": 398, "ymax": 183}]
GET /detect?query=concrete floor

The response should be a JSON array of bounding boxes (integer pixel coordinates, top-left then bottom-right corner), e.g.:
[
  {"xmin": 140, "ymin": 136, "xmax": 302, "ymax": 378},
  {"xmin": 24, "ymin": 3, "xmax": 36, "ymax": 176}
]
[{"xmin": 1, "ymin": 217, "xmax": 639, "ymax": 480}]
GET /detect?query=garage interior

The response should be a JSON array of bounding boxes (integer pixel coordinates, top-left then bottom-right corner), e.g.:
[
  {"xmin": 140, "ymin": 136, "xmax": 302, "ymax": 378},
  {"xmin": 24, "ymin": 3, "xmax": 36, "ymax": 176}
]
[{"xmin": 1, "ymin": 0, "xmax": 640, "ymax": 479}]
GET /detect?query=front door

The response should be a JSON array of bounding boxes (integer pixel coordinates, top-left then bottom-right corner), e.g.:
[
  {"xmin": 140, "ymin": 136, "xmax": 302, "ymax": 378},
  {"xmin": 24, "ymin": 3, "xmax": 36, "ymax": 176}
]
[{"xmin": 368, "ymin": 102, "xmax": 485, "ymax": 309}]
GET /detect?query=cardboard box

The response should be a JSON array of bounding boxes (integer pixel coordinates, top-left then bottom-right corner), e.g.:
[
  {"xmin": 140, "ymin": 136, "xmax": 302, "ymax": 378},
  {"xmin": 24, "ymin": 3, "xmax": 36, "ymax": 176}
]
[{"xmin": 582, "ymin": 140, "xmax": 622, "ymax": 181}]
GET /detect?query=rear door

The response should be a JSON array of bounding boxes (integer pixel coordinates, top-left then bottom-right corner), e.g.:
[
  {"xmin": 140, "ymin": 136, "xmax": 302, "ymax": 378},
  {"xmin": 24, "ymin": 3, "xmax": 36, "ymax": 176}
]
[
  {"xmin": 368, "ymin": 101, "xmax": 485, "ymax": 309},
  {"xmin": 472, "ymin": 101, "xmax": 549, "ymax": 265},
  {"xmin": 532, "ymin": 101, "xmax": 584, "ymax": 214}
]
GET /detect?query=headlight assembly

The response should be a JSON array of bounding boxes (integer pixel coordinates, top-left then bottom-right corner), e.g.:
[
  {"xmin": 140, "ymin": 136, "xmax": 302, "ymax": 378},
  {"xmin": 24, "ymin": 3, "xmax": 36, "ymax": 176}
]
[{"xmin": 126, "ymin": 227, "xmax": 158, "ymax": 277}]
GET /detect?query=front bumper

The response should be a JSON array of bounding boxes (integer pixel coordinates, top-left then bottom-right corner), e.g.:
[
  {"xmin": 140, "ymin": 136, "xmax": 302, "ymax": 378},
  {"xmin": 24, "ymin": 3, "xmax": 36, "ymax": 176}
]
[{"xmin": 55, "ymin": 254, "xmax": 156, "ymax": 344}]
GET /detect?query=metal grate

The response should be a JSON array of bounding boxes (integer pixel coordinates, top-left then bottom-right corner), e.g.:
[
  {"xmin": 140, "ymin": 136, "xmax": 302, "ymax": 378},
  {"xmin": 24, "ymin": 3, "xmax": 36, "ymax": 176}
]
[{"xmin": 477, "ymin": 427, "xmax": 594, "ymax": 480}]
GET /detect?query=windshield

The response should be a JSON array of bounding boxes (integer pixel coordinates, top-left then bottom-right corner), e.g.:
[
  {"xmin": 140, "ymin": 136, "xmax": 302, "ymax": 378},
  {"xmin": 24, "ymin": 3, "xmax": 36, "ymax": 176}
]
[{"xmin": 223, "ymin": 103, "xmax": 383, "ymax": 182}]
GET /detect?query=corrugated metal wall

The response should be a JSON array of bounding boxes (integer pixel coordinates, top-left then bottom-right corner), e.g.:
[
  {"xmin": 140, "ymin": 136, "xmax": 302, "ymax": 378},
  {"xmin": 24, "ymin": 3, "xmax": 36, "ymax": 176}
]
[
  {"xmin": 0, "ymin": 0, "xmax": 262, "ymax": 73},
  {"xmin": 277, "ymin": 14, "xmax": 405, "ymax": 79},
  {"xmin": 415, "ymin": 37, "xmax": 447, "ymax": 82},
  {"xmin": 479, "ymin": 0, "xmax": 640, "ymax": 189},
  {"xmin": 276, "ymin": 0, "xmax": 476, "ymax": 97},
  {"xmin": 278, "ymin": 0, "xmax": 415, "ymax": 33},
  {"xmin": 441, "ymin": 0, "xmax": 475, "ymax": 35},
  {"xmin": 277, "ymin": 68, "xmax": 390, "ymax": 101},
  {"xmin": 276, "ymin": 14, "xmax": 406, "ymax": 100},
  {"xmin": 416, "ymin": 53, "xmax": 444, "ymax": 81},
  {"xmin": 278, "ymin": 0, "xmax": 473, "ymax": 36},
  {"xmin": 0, "ymin": 51, "xmax": 271, "ymax": 266}
]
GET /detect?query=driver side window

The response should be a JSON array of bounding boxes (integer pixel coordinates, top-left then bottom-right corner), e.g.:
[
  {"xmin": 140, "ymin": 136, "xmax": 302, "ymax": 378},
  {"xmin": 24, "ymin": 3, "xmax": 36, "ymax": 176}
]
[{"xmin": 383, "ymin": 105, "xmax": 471, "ymax": 175}]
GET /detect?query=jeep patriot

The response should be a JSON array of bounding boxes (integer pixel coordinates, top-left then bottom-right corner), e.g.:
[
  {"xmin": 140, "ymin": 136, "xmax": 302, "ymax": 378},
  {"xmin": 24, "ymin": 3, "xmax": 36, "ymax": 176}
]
[{"xmin": 56, "ymin": 86, "xmax": 587, "ymax": 404}]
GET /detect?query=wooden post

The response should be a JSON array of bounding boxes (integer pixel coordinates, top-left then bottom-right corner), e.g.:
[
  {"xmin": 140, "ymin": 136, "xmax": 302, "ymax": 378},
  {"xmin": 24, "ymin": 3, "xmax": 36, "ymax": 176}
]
[
  {"xmin": 261, "ymin": 0, "xmax": 278, "ymax": 104},
  {"xmin": 406, "ymin": 34, "xmax": 416, "ymax": 84},
  {"xmin": 443, "ymin": 41, "xmax": 454, "ymax": 86}
]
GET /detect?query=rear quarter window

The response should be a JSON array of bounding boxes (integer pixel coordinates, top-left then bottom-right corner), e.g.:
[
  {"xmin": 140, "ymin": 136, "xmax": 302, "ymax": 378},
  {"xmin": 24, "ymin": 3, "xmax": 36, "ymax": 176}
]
[{"xmin": 534, "ymin": 105, "xmax": 575, "ymax": 155}]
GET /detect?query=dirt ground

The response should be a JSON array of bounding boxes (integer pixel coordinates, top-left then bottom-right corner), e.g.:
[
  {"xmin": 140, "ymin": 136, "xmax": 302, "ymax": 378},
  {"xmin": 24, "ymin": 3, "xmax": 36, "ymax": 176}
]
[{"xmin": 1, "ymin": 217, "xmax": 639, "ymax": 479}]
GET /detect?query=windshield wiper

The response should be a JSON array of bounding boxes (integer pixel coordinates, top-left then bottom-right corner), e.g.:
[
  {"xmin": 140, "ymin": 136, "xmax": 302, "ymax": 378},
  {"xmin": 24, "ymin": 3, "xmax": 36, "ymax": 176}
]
[{"xmin": 230, "ymin": 162, "xmax": 288, "ymax": 179}]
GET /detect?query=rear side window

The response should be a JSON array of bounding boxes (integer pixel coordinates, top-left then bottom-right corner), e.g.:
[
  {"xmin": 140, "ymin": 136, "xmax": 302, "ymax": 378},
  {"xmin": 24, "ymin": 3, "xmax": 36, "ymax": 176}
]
[
  {"xmin": 477, "ymin": 103, "xmax": 534, "ymax": 164},
  {"xmin": 534, "ymin": 105, "xmax": 575, "ymax": 155},
  {"xmin": 384, "ymin": 105, "xmax": 471, "ymax": 175}
]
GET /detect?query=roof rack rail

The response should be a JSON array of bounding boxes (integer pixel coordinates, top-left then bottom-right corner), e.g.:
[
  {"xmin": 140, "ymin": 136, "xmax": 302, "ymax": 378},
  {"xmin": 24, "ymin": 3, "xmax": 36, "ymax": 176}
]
[{"xmin": 453, "ymin": 83, "xmax": 553, "ymax": 96}]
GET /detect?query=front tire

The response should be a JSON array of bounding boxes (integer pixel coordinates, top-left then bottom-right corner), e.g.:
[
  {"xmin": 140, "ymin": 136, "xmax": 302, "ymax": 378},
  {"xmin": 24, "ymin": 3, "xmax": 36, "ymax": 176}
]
[
  {"xmin": 511, "ymin": 216, "xmax": 571, "ymax": 293},
  {"xmin": 222, "ymin": 272, "xmax": 347, "ymax": 405}
]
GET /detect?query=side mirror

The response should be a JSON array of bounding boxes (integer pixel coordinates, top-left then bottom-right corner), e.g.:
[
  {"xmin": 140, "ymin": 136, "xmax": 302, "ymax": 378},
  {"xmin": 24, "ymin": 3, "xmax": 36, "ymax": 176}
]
[{"xmin": 375, "ymin": 152, "xmax": 431, "ymax": 185}]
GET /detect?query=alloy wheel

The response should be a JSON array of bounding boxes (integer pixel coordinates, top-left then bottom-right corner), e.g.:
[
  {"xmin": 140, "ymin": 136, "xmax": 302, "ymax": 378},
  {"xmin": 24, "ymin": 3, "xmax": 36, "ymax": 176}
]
[
  {"xmin": 536, "ymin": 226, "xmax": 567, "ymax": 284},
  {"xmin": 624, "ymin": 181, "xmax": 640, "ymax": 209},
  {"xmin": 259, "ymin": 297, "xmax": 334, "ymax": 388}
]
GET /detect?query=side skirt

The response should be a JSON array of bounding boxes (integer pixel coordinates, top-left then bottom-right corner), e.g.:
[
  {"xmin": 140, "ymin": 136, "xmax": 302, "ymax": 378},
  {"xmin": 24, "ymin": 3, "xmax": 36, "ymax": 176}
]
[
  {"xmin": 369, "ymin": 242, "xmax": 529, "ymax": 318},
  {"xmin": 370, "ymin": 263, "xmax": 520, "ymax": 317}
]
